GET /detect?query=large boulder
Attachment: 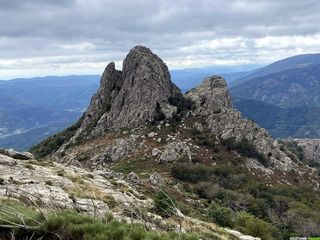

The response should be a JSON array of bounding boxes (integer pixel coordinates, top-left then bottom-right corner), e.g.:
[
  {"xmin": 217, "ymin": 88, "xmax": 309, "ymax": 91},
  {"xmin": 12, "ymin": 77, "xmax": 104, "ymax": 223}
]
[{"xmin": 0, "ymin": 149, "xmax": 34, "ymax": 160}]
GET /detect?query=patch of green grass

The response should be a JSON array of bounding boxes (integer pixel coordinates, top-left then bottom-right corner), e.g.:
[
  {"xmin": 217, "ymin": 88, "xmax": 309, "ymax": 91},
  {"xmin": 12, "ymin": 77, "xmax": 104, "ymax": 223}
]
[
  {"xmin": 153, "ymin": 191, "xmax": 176, "ymax": 218},
  {"xmin": 0, "ymin": 201, "xmax": 199, "ymax": 240}
]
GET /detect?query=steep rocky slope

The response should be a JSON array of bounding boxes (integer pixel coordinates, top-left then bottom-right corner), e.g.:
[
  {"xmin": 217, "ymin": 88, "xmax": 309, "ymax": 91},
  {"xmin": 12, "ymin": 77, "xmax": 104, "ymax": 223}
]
[
  {"xmin": 26, "ymin": 46, "xmax": 320, "ymax": 239},
  {"xmin": 283, "ymin": 138, "xmax": 320, "ymax": 164}
]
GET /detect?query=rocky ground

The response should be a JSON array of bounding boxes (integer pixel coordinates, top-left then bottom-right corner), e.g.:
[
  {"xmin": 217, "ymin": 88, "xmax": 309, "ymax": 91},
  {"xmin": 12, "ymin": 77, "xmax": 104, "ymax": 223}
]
[{"xmin": 0, "ymin": 150, "xmax": 259, "ymax": 240}]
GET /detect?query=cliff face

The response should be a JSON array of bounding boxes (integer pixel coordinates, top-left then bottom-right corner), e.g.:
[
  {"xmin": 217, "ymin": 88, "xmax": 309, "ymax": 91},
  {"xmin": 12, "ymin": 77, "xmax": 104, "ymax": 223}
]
[{"xmin": 61, "ymin": 46, "xmax": 181, "ymax": 149}]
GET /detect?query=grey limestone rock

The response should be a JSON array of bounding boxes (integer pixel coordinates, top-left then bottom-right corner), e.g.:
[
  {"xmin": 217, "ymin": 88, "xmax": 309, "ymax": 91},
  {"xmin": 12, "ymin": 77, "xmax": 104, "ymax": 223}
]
[
  {"xmin": 187, "ymin": 76, "xmax": 232, "ymax": 115},
  {"xmin": 91, "ymin": 138, "xmax": 138, "ymax": 163},
  {"xmin": 68, "ymin": 46, "xmax": 181, "ymax": 145},
  {"xmin": 158, "ymin": 141, "xmax": 192, "ymax": 164},
  {"xmin": 284, "ymin": 138, "xmax": 320, "ymax": 164},
  {"xmin": 187, "ymin": 76, "xmax": 296, "ymax": 170},
  {"xmin": 0, "ymin": 149, "xmax": 34, "ymax": 160},
  {"xmin": 127, "ymin": 172, "xmax": 140, "ymax": 184}
]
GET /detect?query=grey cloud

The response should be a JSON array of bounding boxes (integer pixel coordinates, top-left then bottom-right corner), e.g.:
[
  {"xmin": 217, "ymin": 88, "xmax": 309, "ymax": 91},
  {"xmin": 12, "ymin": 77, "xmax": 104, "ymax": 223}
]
[{"xmin": 0, "ymin": 0, "xmax": 320, "ymax": 79}]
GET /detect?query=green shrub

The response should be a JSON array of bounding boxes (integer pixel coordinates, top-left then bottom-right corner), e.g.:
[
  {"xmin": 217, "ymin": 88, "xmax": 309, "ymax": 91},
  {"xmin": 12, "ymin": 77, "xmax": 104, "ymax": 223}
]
[
  {"xmin": 223, "ymin": 138, "xmax": 269, "ymax": 167},
  {"xmin": 247, "ymin": 198, "xmax": 268, "ymax": 219},
  {"xmin": 235, "ymin": 212, "xmax": 280, "ymax": 240},
  {"xmin": 191, "ymin": 128, "xmax": 216, "ymax": 149},
  {"xmin": 171, "ymin": 163, "xmax": 214, "ymax": 183},
  {"xmin": 152, "ymin": 102, "xmax": 166, "ymax": 123},
  {"xmin": 194, "ymin": 182, "xmax": 218, "ymax": 199},
  {"xmin": 0, "ymin": 201, "xmax": 199, "ymax": 240},
  {"xmin": 222, "ymin": 137, "xmax": 237, "ymax": 150},
  {"xmin": 208, "ymin": 202, "xmax": 234, "ymax": 227},
  {"xmin": 169, "ymin": 112, "xmax": 182, "ymax": 126},
  {"xmin": 168, "ymin": 94, "xmax": 195, "ymax": 113},
  {"xmin": 153, "ymin": 190, "xmax": 176, "ymax": 218}
]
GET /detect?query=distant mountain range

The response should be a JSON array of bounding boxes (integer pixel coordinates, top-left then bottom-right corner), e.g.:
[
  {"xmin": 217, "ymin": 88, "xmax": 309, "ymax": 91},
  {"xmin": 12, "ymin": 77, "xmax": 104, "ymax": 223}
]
[
  {"xmin": 233, "ymin": 98, "xmax": 320, "ymax": 138},
  {"xmin": 171, "ymin": 64, "xmax": 260, "ymax": 92},
  {"xmin": 231, "ymin": 53, "xmax": 320, "ymax": 108},
  {"xmin": 231, "ymin": 53, "xmax": 320, "ymax": 138}
]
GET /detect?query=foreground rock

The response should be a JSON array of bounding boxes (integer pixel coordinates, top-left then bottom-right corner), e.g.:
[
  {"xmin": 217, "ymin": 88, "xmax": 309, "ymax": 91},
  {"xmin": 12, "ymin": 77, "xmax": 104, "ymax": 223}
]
[
  {"xmin": 0, "ymin": 152, "xmax": 149, "ymax": 218},
  {"xmin": 0, "ymin": 153, "xmax": 259, "ymax": 240},
  {"xmin": 0, "ymin": 149, "xmax": 34, "ymax": 160}
]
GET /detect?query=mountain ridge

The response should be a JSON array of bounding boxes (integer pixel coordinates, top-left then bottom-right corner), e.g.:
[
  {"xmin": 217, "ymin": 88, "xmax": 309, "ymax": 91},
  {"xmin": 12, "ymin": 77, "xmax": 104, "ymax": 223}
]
[{"xmin": 231, "ymin": 54, "xmax": 320, "ymax": 108}]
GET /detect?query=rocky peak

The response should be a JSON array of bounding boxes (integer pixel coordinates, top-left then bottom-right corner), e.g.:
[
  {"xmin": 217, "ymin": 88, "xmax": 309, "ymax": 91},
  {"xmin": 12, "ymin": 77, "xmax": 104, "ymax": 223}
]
[
  {"xmin": 70, "ymin": 46, "xmax": 181, "ymax": 142},
  {"xmin": 187, "ymin": 76, "xmax": 232, "ymax": 115},
  {"xmin": 40, "ymin": 46, "xmax": 296, "ymax": 172},
  {"xmin": 187, "ymin": 76, "xmax": 296, "ymax": 171},
  {"xmin": 76, "ymin": 62, "xmax": 123, "ymax": 139}
]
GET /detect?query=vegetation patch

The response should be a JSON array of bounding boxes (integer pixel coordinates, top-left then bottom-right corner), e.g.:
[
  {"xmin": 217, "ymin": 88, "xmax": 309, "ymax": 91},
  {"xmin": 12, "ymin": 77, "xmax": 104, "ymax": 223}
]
[
  {"xmin": 153, "ymin": 190, "xmax": 176, "ymax": 218},
  {"xmin": 171, "ymin": 163, "xmax": 214, "ymax": 183},
  {"xmin": 65, "ymin": 182, "xmax": 117, "ymax": 208},
  {"xmin": 222, "ymin": 138, "xmax": 269, "ymax": 167},
  {"xmin": 168, "ymin": 94, "xmax": 195, "ymax": 114},
  {"xmin": 169, "ymin": 161, "xmax": 320, "ymax": 239},
  {"xmin": 0, "ymin": 201, "xmax": 198, "ymax": 240}
]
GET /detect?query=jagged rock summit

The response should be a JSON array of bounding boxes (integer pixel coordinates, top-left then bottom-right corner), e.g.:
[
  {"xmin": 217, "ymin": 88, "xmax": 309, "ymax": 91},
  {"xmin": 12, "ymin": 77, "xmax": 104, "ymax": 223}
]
[
  {"xmin": 35, "ymin": 45, "xmax": 300, "ymax": 175},
  {"xmin": 71, "ymin": 46, "xmax": 180, "ymax": 142}
]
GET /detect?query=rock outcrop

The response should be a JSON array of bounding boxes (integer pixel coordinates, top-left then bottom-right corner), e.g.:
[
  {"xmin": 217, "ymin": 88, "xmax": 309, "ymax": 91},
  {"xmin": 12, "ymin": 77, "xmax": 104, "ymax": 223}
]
[
  {"xmin": 67, "ymin": 46, "xmax": 180, "ymax": 146},
  {"xmin": 284, "ymin": 138, "xmax": 320, "ymax": 164},
  {"xmin": 187, "ymin": 76, "xmax": 233, "ymax": 115},
  {"xmin": 0, "ymin": 151, "xmax": 149, "ymax": 218},
  {"xmin": 187, "ymin": 76, "xmax": 295, "ymax": 170},
  {"xmin": 0, "ymin": 149, "xmax": 34, "ymax": 160}
]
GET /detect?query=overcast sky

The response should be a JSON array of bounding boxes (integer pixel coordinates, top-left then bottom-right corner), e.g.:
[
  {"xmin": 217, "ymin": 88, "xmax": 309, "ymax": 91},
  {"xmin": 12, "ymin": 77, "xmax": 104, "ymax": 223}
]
[{"xmin": 0, "ymin": 0, "xmax": 320, "ymax": 79}]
